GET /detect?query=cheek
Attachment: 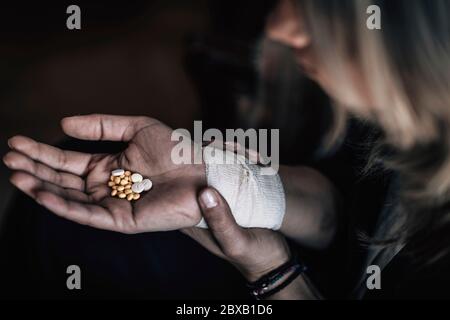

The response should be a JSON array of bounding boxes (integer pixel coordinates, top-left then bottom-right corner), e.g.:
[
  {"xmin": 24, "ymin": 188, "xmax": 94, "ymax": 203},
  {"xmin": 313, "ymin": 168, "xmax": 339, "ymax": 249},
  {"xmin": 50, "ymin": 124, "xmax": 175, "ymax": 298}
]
[
  {"xmin": 293, "ymin": 47, "xmax": 318, "ymax": 77},
  {"xmin": 306, "ymin": 60, "xmax": 375, "ymax": 116}
]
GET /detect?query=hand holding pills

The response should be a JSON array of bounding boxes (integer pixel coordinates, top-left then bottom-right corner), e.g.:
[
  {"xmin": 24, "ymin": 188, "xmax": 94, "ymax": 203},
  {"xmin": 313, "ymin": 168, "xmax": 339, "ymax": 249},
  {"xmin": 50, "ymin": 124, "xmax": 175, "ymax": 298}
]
[
  {"xmin": 4, "ymin": 114, "xmax": 206, "ymax": 233},
  {"xmin": 108, "ymin": 169, "xmax": 152, "ymax": 201},
  {"xmin": 4, "ymin": 114, "xmax": 296, "ymax": 289}
]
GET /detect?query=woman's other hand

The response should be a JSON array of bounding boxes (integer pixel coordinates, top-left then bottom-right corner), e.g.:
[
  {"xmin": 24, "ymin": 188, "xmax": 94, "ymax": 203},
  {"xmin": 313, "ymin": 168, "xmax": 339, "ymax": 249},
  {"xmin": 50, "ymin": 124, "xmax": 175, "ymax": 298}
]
[{"xmin": 182, "ymin": 187, "xmax": 291, "ymax": 282}]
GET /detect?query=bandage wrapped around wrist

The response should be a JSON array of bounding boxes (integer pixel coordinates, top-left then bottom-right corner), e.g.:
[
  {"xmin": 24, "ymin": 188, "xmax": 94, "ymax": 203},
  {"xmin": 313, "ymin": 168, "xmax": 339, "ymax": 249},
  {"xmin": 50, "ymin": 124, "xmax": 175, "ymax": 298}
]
[{"xmin": 196, "ymin": 145, "xmax": 286, "ymax": 230}]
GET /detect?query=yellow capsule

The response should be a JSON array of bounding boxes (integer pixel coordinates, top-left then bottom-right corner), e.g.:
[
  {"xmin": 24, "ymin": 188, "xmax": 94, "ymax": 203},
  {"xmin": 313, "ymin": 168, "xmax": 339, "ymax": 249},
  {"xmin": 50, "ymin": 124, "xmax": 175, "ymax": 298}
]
[
  {"xmin": 125, "ymin": 171, "xmax": 131, "ymax": 176},
  {"xmin": 108, "ymin": 181, "xmax": 115, "ymax": 187},
  {"xmin": 112, "ymin": 185, "xmax": 118, "ymax": 190},
  {"xmin": 127, "ymin": 194, "xmax": 134, "ymax": 201},
  {"xmin": 133, "ymin": 193, "xmax": 140, "ymax": 200},
  {"xmin": 120, "ymin": 179, "xmax": 128, "ymax": 186},
  {"xmin": 117, "ymin": 186, "xmax": 125, "ymax": 191},
  {"xmin": 125, "ymin": 189, "xmax": 132, "ymax": 195},
  {"xmin": 124, "ymin": 184, "xmax": 132, "ymax": 189},
  {"xmin": 118, "ymin": 192, "xmax": 126, "ymax": 199},
  {"xmin": 110, "ymin": 176, "xmax": 115, "ymax": 181},
  {"xmin": 111, "ymin": 189, "xmax": 118, "ymax": 197},
  {"xmin": 114, "ymin": 177, "xmax": 121, "ymax": 184}
]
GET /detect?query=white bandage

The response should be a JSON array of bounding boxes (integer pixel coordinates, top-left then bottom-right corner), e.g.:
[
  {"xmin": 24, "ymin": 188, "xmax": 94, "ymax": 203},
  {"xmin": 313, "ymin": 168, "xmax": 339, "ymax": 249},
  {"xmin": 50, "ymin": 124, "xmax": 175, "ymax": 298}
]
[{"xmin": 196, "ymin": 145, "xmax": 286, "ymax": 230}]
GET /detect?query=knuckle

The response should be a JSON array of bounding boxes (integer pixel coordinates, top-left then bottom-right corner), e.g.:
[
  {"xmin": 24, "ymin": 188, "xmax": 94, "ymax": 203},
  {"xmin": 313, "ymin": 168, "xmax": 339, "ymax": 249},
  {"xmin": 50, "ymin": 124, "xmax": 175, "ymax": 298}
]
[
  {"xmin": 57, "ymin": 150, "xmax": 68, "ymax": 170},
  {"xmin": 56, "ymin": 172, "xmax": 64, "ymax": 186},
  {"xmin": 32, "ymin": 161, "xmax": 42, "ymax": 177},
  {"xmin": 34, "ymin": 141, "xmax": 43, "ymax": 158}
]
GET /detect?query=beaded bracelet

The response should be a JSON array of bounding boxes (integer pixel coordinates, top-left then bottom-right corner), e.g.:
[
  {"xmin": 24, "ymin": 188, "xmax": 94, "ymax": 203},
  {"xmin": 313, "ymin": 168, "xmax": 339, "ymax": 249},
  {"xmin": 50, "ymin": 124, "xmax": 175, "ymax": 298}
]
[{"xmin": 247, "ymin": 256, "xmax": 307, "ymax": 300}]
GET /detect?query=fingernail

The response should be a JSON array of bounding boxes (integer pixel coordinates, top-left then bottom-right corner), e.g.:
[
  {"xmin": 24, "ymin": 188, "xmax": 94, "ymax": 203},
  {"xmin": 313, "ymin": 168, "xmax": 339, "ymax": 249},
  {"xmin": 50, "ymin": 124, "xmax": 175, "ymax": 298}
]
[{"xmin": 200, "ymin": 189, "xmax": 218, "ymax": 209}]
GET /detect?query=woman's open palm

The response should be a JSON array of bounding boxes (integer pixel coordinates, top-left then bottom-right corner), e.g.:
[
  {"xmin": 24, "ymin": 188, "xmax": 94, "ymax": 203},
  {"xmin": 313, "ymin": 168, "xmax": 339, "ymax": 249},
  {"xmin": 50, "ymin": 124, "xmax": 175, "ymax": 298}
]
[{"xmin": 3, "ymin": 114, "xmax": 206, "ymax": 233}]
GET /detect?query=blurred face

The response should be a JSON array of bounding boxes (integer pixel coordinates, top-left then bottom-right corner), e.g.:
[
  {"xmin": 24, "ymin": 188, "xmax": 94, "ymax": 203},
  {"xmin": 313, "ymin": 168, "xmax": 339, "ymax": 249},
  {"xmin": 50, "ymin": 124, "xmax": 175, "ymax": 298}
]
[{"xmin": 265, "ymin": 0, "xmax": 373, "ymax": 114}]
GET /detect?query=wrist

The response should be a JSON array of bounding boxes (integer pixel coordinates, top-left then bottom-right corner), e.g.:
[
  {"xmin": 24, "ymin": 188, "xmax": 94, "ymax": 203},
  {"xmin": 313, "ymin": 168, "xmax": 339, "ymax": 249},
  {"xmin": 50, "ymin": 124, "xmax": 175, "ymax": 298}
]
[
  {"xmin": 245, "ymin": 253, "xmax": 307, "ymax": 300},
  {"xmin": 278, "ymin": 166, "xmax": 337, "ymax": 249},
  {"xmin": 242, "ymin": 250, "xmax": 291, "ymax": 283},
  {"xmin": 266, "ymin": 273, "xmax": 320, "ymax": 300}
]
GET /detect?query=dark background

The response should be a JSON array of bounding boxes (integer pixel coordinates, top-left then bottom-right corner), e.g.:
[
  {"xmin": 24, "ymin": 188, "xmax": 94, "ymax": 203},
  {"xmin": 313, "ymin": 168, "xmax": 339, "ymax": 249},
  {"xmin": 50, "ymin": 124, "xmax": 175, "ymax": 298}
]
[
  {"xmin": 0, "ymin": 1, "xmax": 370, "ymax": 299},
  {"xmin": 0, "ymin": 0, "xmax": 331, "ymax": 229}
]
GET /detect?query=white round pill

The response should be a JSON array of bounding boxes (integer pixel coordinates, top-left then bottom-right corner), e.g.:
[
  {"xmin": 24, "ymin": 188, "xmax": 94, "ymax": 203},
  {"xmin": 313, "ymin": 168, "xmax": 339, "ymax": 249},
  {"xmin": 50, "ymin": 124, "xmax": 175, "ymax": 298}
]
[
  {"xmin": 132, "ymin": 182, "xmax": 145, "ymax": 194},
  {"xmin": 131, "ymin": 173, "xmax": 143, "ymax": 183},
  {"xmin": 111, "ymin": 169, "xmax": 125, "ymax": 176},
  {"xmin": 142, "ymin": 179, "xmax": 153, "ymax": 191}
]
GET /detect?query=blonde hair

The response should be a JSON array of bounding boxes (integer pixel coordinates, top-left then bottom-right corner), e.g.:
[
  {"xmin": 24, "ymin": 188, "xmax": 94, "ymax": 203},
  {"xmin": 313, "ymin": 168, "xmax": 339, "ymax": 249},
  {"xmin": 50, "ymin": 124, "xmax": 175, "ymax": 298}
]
[{"xmin": 298, "ymin": 0, "xmax": 450, "ymax": 262}]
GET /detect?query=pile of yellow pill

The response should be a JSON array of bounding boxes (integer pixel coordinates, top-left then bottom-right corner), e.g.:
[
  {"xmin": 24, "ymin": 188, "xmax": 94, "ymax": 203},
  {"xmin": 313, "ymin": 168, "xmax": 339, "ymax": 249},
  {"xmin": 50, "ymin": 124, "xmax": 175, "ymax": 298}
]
[{"xmin": 107, "ymin": 169, "xmax": 152, "ymax": 201}]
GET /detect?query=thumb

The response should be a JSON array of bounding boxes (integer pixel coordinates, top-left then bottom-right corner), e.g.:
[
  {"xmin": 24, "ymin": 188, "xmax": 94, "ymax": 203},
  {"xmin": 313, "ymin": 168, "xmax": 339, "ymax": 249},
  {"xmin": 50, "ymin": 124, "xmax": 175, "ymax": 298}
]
[
  {"xmin": 61, "ymin": 114, "xmax": 156, "ymax": 142},
  {"xmin": 198, "ymin": 188, "xmax": 249, "ymax": 256}
]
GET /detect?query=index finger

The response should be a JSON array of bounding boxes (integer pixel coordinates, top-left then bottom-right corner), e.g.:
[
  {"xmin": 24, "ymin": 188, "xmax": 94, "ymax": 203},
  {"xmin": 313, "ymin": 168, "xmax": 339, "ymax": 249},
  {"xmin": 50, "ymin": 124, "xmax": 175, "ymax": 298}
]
[{"xmin": 8, "ymin": 135, "xmax": 92, "ymax": 176}]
